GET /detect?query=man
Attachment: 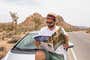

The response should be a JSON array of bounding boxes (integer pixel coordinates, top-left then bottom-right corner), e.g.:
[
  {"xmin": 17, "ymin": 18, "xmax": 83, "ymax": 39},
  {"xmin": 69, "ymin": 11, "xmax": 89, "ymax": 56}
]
[
  {"xmin": 40, "ymin": 13, "xmax": 69, "ymax": 49},
  {"xmin": 39, "ymin": 13, "xmax": 69, "ymax": 60}
]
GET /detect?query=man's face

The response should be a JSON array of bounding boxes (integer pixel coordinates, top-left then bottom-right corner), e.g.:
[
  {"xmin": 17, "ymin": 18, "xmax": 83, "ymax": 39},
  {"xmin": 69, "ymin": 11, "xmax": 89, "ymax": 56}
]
[{"xmin": 46, "ymin": 19, "xmax": 55, "ymax": 28}]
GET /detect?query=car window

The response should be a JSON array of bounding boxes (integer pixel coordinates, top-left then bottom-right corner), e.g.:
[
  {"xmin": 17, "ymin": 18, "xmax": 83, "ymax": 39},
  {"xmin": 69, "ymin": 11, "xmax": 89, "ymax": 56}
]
[{"xmin": 15, "ymin": 33, "xmax": 38, "ymax": 50}]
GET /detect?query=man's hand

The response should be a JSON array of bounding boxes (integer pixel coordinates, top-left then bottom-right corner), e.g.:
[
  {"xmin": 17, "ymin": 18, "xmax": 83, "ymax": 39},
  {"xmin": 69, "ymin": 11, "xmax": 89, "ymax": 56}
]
[
  {"xmin": 63, "ymin": 43, "xmax": 69, "ymax": 51},
  {"xmin": 63, "ymin": 43, "xmax": 69, "ymax": 48}
]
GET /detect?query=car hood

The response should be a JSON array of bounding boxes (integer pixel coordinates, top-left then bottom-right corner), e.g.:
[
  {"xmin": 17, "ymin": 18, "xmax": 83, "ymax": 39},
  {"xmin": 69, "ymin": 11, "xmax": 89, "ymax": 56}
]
[{"xmin": 4, "ymin": 51, "xmax": 35, "ymax": 60}]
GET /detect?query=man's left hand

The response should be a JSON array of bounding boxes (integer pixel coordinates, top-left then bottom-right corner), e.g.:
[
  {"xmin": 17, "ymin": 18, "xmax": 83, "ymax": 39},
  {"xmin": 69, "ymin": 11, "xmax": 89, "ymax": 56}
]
[{"xmin": 63, "ymin": 43, "xmax": 69, "ymax": 51}]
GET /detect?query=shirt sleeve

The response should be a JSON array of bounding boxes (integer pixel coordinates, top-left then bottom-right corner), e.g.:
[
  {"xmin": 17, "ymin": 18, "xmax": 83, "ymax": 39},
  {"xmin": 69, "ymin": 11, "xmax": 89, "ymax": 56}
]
[{"xmin": 39, "ymin": 27, "xmax": 44, "ymax": 35}]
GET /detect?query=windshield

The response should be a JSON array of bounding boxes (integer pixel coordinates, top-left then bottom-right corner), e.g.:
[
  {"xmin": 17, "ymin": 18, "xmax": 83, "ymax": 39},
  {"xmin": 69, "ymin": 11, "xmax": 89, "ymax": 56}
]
[{"xmin": 14, "ymin": 32, "xmax": 38, "ymax": 51}]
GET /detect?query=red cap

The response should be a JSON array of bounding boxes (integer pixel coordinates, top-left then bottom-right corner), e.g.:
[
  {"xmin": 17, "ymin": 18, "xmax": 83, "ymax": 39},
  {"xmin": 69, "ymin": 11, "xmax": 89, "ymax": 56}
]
[{"xmin": 47, "ymin": 13, "xmax": 56, "ymax": 21}]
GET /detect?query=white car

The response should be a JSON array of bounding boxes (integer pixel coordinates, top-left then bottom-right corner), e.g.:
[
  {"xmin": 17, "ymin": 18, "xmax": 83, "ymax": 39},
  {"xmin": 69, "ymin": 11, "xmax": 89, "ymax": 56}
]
[{"xmin": 1, "ymin": 31, "xmax": 74, "ymax": 60}]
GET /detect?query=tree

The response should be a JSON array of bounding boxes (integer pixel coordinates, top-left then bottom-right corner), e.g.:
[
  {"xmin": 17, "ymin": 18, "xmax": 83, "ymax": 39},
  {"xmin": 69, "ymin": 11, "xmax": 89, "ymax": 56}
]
[{"xmin": 9, "ymin": 11, "xmax": 19, "ymax": 34}]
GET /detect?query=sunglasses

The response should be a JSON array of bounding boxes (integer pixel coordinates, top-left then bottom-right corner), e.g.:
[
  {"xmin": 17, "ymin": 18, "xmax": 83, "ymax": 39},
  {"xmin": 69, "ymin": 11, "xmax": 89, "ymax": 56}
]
[{"xmin": 46, "ymin": 21, "xmax": 54, "ymax": 24}]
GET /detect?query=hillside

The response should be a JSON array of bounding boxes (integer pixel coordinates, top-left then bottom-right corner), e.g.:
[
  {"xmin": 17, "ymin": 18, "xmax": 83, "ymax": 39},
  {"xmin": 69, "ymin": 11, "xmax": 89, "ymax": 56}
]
[
  {"xmin": 21, "ymin": 13, "xmax": 81, "ymax": 31},
  {"xmin": 0, "ymin": 13, "xmax": 89, "ymax": 32}
]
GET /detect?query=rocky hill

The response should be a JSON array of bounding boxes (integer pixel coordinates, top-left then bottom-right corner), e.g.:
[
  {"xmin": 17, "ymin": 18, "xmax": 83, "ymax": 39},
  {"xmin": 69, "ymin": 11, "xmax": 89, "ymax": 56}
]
[
  {"xmin": 21, "ymin": 13, "xmax": 46, "ymax": 30},
  {"xmin": 21, "ymin": 13, "xmax": 81, "ymax": 31}
]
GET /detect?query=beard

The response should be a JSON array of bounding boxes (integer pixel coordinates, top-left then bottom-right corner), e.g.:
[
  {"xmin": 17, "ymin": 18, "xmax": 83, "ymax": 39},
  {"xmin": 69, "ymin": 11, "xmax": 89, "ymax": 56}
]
[{"xmin": 47, "ymin": 24, "xmax": 55, "ymax": 28}]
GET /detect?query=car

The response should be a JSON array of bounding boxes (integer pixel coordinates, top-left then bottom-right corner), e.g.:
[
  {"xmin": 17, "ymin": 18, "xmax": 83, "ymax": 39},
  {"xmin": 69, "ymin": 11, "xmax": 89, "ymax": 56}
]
[{"xmin": 1, "ymin": 31, "xmax": 74, "ymax": 60}]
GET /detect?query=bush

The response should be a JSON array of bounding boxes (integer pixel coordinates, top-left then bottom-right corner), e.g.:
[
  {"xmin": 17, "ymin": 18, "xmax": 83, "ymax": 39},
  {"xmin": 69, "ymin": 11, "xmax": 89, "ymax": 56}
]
[
  {"xmin": 0, "ymin": 47, "xmax": 6, "ymax": 59},
  {"xmin": 7, "ymin": 35, "xmax": 21, "ymax": 44},
  {"xmin": 86, "ymin": 28, "xmax": 90, "ymax": 33}
]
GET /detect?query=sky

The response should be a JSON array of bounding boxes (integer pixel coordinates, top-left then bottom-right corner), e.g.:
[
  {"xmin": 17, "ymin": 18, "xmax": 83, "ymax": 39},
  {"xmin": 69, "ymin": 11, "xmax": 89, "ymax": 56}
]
[{"xmin": 0, "ymin": 0, "xmax": 90, "ymax": 27}]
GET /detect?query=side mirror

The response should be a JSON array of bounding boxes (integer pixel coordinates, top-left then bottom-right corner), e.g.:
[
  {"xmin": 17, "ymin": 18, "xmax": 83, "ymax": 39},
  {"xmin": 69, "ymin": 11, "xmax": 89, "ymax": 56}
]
[
  {"xmin": 64, "ymin": 42, "xmax": 74, "ymax": 51},
  {"xmin": 68, "ymin": 42, "xmax": 74, "ymax": 48}
]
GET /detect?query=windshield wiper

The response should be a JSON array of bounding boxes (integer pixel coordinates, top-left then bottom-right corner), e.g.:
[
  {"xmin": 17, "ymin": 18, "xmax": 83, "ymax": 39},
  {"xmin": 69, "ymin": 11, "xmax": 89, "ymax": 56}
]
[
  {"xmin": 14, "ymin": 47, "xmax": 39, "ymax": 51},
  {"xmin": 14, "ymin": 47, "xmax": 24, "ymax": 51}
]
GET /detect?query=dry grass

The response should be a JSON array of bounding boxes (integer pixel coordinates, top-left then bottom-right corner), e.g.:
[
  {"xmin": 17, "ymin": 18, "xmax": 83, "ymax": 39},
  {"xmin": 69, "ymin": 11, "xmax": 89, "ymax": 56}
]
[
  {"xmin": 0, "ymin": 33, "xmax": 25, "ymax": 59},
  {"xmin": 0, "ymin": 40, "xmax": 14, "ymax": 59}
]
